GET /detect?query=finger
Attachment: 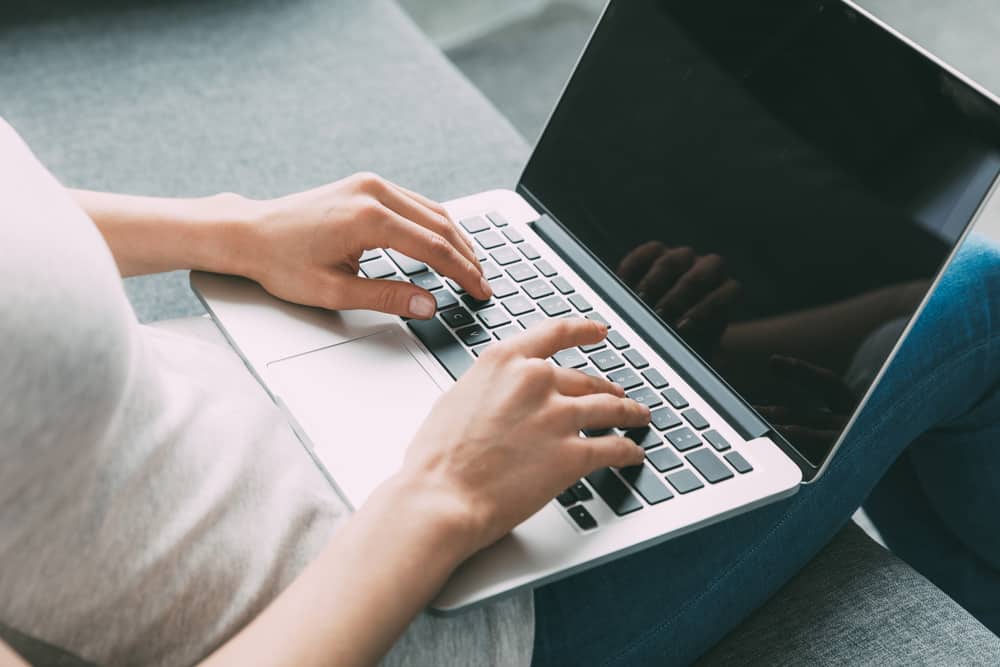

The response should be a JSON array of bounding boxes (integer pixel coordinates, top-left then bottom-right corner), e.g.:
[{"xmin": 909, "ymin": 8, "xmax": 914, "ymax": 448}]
[
  {"xmin": 573, "ymin": 434, "xmax": 645, "ymax": 471},
  {"xmin": 553, "ymin": 367, "xmax": 625, "ymax": 398},
  {"xmin": 568, "ymin": 394, "xmax": 651, "ymax": 431},
  {"xmin": 369, "ymin": 206, "xmax": 491, "ymax": 299},
  {"xmin": 654, "ymin": 254, "xmax": 726, "ymax": 322},
  {"xmin": 382, "ymin": 182, "xmax": 479, "ymax": 268},
  {"xmin": 500, "ymin": 317, "xmax": 608, "ymax": 360},
  {"xmin": 769, "ymin": 355, "xmax": 855, "ymax": 412},
  {"xmin": 676, "ymin": 279, "xmax": 741, "ymax": 331},
  {"xmin": 635, "ymin": 246, "xmax": 696, "ymax": 306},
  {"xmin": 616, "ymin": 241, "xmax": 666, "ymax": 286},
  {"xmin": 325, "ymin": 274, "xmax": 438, "ymax": 319}
]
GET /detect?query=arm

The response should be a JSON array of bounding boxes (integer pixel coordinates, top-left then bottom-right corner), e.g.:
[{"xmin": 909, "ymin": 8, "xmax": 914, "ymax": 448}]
[
  {"xmin": 0, "ymin": 642, "xmax": 27, "ymax": 667},
  {"xmin": 202, "ymin": 319, "xmax": 649, "ymax": 666},
  {"xmin": 74, "ymin": 172, "xmax": 493, "ymax": 318}
]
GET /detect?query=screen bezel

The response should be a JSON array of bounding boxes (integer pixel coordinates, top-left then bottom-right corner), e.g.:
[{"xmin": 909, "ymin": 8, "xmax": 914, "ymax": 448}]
[{"xmin": 515, "ymin": 0, "xmax": 1000, "ymax": 483}]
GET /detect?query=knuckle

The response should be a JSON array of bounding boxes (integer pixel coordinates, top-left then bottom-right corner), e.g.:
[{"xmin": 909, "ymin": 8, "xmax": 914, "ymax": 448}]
[
  {"xmin": 352, "ymin": 171, "xmax": 383, "ymax": 192},
  {"xmin": 426, "ymin": 233, "xmax": 454, "ymax": 260},
  {"xmin": 356, "ymin": 197, "xmax": 384, "ymax": 221}
]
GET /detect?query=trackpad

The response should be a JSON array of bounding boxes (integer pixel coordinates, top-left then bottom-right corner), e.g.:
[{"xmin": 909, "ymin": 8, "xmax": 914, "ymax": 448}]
[{"xmin": 265, "ymin": 327, "xmax": 444, "ymax": 507}]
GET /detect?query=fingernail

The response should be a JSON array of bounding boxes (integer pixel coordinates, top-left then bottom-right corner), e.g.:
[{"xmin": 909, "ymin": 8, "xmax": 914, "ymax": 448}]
[
  {"xmin": 409, "ymin": 294, "xmax": 436, "ymax": 318},
  {"xmin": 480, "ymin": 276, "xmax": 492, "ymax": 297}
]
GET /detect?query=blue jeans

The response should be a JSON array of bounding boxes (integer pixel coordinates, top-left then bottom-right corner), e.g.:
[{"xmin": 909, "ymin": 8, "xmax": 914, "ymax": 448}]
[{"xmin": 532, "ymin": 235, "xmax": 1000, "ymax": 666}]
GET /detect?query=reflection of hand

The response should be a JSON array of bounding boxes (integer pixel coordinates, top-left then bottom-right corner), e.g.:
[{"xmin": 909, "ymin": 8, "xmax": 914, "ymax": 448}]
[
  {"xmin": 755, "ymin": 355, "xmax": 855, "ymax": 455},
  {"xmin": 617, "ymin": 241, "xmax": 741, "ymax": 355}
]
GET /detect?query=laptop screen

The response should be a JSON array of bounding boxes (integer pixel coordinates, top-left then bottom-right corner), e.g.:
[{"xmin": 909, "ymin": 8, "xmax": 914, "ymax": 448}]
[{"xmin": 520, "ymin": 0, "xmax": 1000, "ymax": 468}]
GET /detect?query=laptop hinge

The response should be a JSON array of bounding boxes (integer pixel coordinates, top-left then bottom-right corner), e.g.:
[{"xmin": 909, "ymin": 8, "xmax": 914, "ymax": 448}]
[{"xmin": 516, "ymin": 184, "xmax": 818, "ymax": 482}]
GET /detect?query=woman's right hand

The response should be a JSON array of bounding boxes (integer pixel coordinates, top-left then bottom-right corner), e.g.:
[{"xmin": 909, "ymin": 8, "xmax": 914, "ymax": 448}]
[{"xmin": 400, "ymin": 318, "xmax": 649, "ymax": 560}]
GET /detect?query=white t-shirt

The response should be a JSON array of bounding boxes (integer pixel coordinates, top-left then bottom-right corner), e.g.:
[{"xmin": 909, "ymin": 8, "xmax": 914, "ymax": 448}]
[{"xmin": 0, "ymin": 119, "xmax": 532, "ymax": 666}]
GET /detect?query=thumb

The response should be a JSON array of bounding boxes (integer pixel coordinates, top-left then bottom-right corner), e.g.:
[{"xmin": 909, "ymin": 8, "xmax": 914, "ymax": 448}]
[
  {"xmin": 331, "ymin": 274, "xmax": 438, "ymax": 319},
  {"xmin": 582, "ymin": 434, "xmax": 645, "ymax": 472}
]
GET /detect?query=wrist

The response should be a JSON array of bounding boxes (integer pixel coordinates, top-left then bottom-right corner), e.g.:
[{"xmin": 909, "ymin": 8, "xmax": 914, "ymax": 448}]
[
  {"xmin": 191, "ymin": 192, "xmax": 267, "ymax": 279},
  {"xmin": 376, "ymin": 470, "xmax": 485, "ymax": 568}
]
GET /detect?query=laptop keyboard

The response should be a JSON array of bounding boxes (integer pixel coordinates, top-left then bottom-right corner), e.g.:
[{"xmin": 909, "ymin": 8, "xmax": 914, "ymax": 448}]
[{"xmin": 359, "ymin": 211, "xmax": 754, "ymax": 531}]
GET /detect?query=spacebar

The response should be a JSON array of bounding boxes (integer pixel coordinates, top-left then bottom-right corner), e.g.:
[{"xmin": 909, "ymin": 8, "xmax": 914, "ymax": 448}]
[{"xmin": 406, "ymin": 318, "xmax": 474, "ymax": 379}]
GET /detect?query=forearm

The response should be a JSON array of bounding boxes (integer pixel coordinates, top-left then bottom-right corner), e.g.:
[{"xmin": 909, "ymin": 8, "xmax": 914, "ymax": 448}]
[
  {"xmin": 201, "ymin": 474, "xmax": 475, "ymax": 667},
  {"xmin": 73, "ymin": 189, "xmax": 258, "ymax": 277}
]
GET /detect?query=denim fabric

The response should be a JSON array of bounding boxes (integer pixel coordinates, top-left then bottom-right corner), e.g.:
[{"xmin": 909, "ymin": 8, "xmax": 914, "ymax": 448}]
[{"xmin": 533, "ymin": 234, "xmax": 1000, "ymax": 666}]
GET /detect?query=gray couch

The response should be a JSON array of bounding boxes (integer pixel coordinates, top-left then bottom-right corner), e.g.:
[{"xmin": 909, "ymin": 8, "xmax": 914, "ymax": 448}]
[{"xmin": 2, "ymin": 0, "xmax": 999, "ymax": 664}]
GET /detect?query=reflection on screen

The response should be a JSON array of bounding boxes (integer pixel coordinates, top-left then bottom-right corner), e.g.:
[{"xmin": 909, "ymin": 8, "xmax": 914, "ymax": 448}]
[{"xmin": 521, "ymin": 0, "xmax": 1000, "ymax": 466}]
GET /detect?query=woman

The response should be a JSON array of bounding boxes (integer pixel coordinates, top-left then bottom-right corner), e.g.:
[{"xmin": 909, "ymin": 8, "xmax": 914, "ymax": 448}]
[{"xmin": 2, "ymin": 115, "xmax": 1000, "ymax": 667}]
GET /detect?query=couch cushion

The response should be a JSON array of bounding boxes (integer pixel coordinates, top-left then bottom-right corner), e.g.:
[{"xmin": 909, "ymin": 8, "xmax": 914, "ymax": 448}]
[
  {"xmin": 699, "ymin": 522, "xmax": 1000, "ymax": 665},
  {"xmin": 0, "ymin": 0, "xmax": 528, "ymax": 320}
]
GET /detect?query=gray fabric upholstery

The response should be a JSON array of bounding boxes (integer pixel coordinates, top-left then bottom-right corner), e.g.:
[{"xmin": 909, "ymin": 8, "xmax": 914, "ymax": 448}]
[
  {"xmin": 2, "ymin": 0, "xmax": 998, "ymax": 664},
  {"xmin": 699, "ymin": 522, "xmax": 1000, "ymax": 665},
  {"xmin": 0, "ymin": 0, "xmax": 528, "ymax": 321}
]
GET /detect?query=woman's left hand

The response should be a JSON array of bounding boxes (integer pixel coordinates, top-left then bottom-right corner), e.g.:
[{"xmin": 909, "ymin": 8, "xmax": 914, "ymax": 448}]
[{"xmin": 234, "ymin": 172, "xmax": 491, "ymax": 319}]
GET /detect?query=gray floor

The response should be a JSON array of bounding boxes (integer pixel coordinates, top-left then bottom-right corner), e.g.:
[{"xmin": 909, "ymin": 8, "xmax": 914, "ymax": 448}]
[{"xmin": 129, "ymin": 1, "xmax": 1000, "ymax": 321}]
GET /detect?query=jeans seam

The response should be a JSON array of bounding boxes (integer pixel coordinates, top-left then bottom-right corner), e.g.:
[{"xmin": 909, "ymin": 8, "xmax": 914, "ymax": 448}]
[{"xmin": 604, "ymin": 332, "xmax": 1000, "ymax": 666}]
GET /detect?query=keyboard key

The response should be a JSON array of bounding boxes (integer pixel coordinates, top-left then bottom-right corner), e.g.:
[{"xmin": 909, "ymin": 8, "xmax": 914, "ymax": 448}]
[
  {"xmin": 627, "ymin": 387, "xmax": 663, "ymax": 408},
  {"xmin": 460, "ymin": 215, "xmax": 491, "ymax": 233},
  {"xmin": 488, "ymin": 277, "xmax": 518, "ymax": 298},
  {"xmin": 704, "ymin": 430, "xmax": 732, "ymax": 452},
  {"xmin": 456, "ymin": 325, "xmax": 492, "ymax": 346},
  {"xmin": 570, "ymin": 480, "xmax": 593, "ymax": 501},
  {"xmin": 475, "ymin": 230, "xmax": 505, "ymax": 249},
  {"xmin": 440, "ymin": 307, "xmax": 474, "ymax": 328},
  {"xmin": 480, "ymin": 261, "xmax": 502, "ymax": 280},
  {"xmin": 642, "ymin": 368, "xmax": 669, "ymax": 388},
  {"xmin": 493, "ymin": 325, "xmax": 521, "ymax": 341},
  {"xmin": 620, "ymin": 464, "xmax": 673, "ymax": 505},
  {"xmin": 434, "ymin": 290, "xmax": 458, "ymax": 310},
  {"xmin": 568, "ymin": 294, "xmax": 593, "ymax": 313},
  {"xmin": 359, "ymin": 249, "xmax": 382, "ymax": 262},
  {"xmin": 523, "ymin": 279, "xmax": 554, "ymax": 300},
  {"xmin": 471, "ymin": 343, "xmax": 492, "ymax": 356},
  {"xmin": 535, "ymin": 259, "xmax": 558, "ymax": 277},
  {"xmin": 486, "ymin": 211, "xmax": 508, "ymax": 227},
  {"xmin": 502, "ymin": 227, "xmax": 524, "ymax": 243},
  {"xmin": 589, "ymin": 349, "xmax": 625, "ymax": 372},
  {"xmin": 539, "ymin": 296, "xmax": 571, "ymax": 317},
  {"xmin": 606, "ymin": 330, "xmax": 627, "ymax": 348},
  {"xmin": 446, "ymin": 278, "xmax": 465, "ymax": 294},
  {"xmin": 608, "ymin": 368, "xmax": 643, "ymax": 390},
  {"xmin": 725, "ymin": 451, "xmax": 753, "ymax": 474},
  {"xmin": 586, "ymin": 468, "xmax": 643, "ymax": 516},
  {"xmin": 586, "ymin": 312, "xmax": 610, "ymax": 327},
  {"xmin": 583, "ymin": 427, "xmax": 614, "ymax": 438},
  {"xmin": 623, "ymin": 349, "xmax": 649, "ymax": 369},
  {"xmin": 477, "ymin": 308, "xmax": 512, "ymax": 329},
  {"xmin": 687, "ymin": 448, "xmax": 734, "ymax": 483},
  {"xmin": 624, "ymin": 427, "xmax": 662, "ymax": 450},
  {"xmin": 551, "ymin": 276, "xmax": 574, "ymax": 294},
  {"xmin": 647, "ymin": 447, "xmax": 683, "ymax": 472},
  {"xmin": 386, "ymin": 249, "xmax": 427, "ymax": 275},
  {"xmin": 556, "ymin": 489, "xmax": 576, "ymax": 507},
  {"xmin": 579, "ymin": 341, "xmax": 606, "ymax": 353},
  {"xmin": 411, "ymin": 272, "xmax": 442, "ymax": 291},
  {"xmin": 520, "ymin": 243, "xmax": 541, "ymax": 260},
  {"xmin": 650, "ymin": 407, "xmax": 683, "ymax": 431},
  {"xmin": 666, "ymin": 427, "xmax": 701, "ymax": 451},
  {"xmin": 503, "ymin": 295, "xmax": 535, "ymax": 316},
  {"xmin": 661, "ymin": 388, "xmax": 689, "ymax": 409},
  {"xmin": 568, "ymin": 505, "xmax": 598, "ymax": 530},
  {"xmin": 490, "ymin": 246, "xmax": 520, "ymax": 265},
  {"xmin": 474, "ymin": 246, "xmax": 487, "ymax": 262},
  {"xmin": 554, "ymin": 348, "xmax": 587, "ymax": 368},
  {"xmin": 461, "ymin": 294, "xmax": 494, "ymax": 311},
  {"xmin": 407, "ymin": 318, "xmax": 473, "ymax": 379},
  {"xmin": 666, "ymin": 469, "xmax": 704, "ymax": 494},
  {"xmin": 519, "ymin": 312, "xmax": 546, "ymax": 329},
  {"xmin": 682, "ymin": 408, "xmax": 709, "ymax": 430},
  {"xmin": 579, "ymin": 366, "xmax": 602, "ymax": 378},
  {"xmin": 506, "ymin": 262, "xmax": 538, "ymax": 282},
  {"xmin": 360, "ymin": 258, "xmax": 395, "ymax": 278}
]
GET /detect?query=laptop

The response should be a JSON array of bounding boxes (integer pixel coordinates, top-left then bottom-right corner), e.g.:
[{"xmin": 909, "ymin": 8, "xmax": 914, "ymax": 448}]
[{"xmin": 191, "ymin": 0, "xmax": 1000, "ymax": 613}]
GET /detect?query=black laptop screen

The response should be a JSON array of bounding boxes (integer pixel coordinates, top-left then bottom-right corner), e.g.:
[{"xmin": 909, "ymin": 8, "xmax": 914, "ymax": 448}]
[{"xmin": 520, "ymin": 0, "xmax": 1000, "ymax": 467}]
